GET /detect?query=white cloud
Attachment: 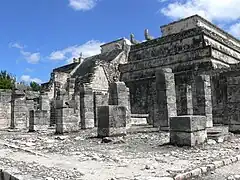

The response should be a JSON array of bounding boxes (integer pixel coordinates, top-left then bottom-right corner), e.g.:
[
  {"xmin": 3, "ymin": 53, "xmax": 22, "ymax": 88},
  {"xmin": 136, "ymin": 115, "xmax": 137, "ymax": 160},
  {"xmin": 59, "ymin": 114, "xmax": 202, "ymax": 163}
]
[
  {"xmin": 161, "ymin": 0, "xmax": 240, "ymax": 22},
  {"xmin": 49, "ymin": 40, "xmax": 103, "ymax": 63},
  {"xmin": 20, "ymin": 51, "xmax": 40, "ymax": 64},
  {"xmin": 229, "ymin": 23, "xmax": 240, "ymax": 38},
  {"xmin": 9, "ymin": 42, "xmax": 24, "ymax": 49},
  {"xmin": 69, "ymin": 0, "xmax": 98, "ymax": 11},
  {"xmin": 158, "ymin": 0, "xmax": 168, "ymax": 2},
  {"xmin": 10, "ymin": 42, "xmax": 40, "ymax": 64},
  {"xmin": 20, "ymin": 75, "xmax": 43, "ymax": 84}
]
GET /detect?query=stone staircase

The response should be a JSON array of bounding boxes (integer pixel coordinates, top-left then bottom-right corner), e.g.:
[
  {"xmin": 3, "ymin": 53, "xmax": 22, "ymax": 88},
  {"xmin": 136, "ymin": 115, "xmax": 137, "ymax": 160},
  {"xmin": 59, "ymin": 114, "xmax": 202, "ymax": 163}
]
[
  {"xmin": 207, "ymin": 124, "xmax": 231, "ymax": 142},
  {"xmin": 130, "ymin": 114, "xmax": 149, "ymax": 126}
]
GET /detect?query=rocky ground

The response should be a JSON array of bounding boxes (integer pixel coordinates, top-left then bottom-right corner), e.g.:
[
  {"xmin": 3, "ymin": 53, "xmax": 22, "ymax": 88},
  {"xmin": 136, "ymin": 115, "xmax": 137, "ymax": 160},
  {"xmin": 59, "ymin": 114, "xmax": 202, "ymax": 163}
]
[{"xmin": 0, "ymin": 128, "xmax": 240, "ymax": 180}]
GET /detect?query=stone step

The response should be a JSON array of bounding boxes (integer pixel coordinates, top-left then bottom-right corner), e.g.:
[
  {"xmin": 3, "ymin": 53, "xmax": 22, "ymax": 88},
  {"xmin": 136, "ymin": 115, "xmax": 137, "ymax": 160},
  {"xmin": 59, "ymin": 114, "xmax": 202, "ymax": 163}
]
[
  {"xmin": 130, "ymin": 114, "xmax": 148, "ymax": 126},
  {"xmin": 207, "ymin": 125, "xmax": 230, "ymax": 142},
  {"xmin": 207, "ymin": 124, "xmax": 229, "ymax": 135},
  {"xmin": 127, "ymin": 125, "xmax": 159, "ymax": 134}
]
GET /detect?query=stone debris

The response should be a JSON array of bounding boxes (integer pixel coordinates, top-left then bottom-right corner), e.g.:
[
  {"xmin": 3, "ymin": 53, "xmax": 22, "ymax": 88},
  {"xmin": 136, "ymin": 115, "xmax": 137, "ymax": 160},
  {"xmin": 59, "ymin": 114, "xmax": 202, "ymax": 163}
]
[
  {"xmin": 227, "ymin": 175, "xmax": 240, "ymax": 180},
  {"xmin": 207, "ymin": 139, "xmax": 217, "ymax": 145},
  {"xmin": 0, "ymin": 130, "xmax": 239, "ymax": 179},
  {"xmin": 0, "ymin": 157, "xmax": 83, "ymax": 180},
  {"xmin": 101, "ymin": 137, "xmax": 113, "ymax": 143}
]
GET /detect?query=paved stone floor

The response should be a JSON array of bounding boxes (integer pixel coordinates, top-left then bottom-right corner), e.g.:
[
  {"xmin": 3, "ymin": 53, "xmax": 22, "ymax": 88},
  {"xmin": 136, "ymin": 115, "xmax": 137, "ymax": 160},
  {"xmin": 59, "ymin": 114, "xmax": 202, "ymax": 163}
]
[{"xmin": 0, "ymin": 128, "xmax": 240, "ymax": 180}]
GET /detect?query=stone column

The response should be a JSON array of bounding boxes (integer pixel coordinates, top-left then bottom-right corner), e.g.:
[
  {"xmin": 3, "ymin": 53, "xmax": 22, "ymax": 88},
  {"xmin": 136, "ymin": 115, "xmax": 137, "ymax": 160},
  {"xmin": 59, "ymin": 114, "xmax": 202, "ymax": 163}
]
[
  {"xmin": 40, "ymin": 93, "xmax": 50, "ymax": 111},
  {"xmin": 97, "ymin": 105, "xmax": 127, "ymax": 137},
  {"xmin": 154, "ymin": 68, "xmax": 177, "ymax": 130},
  {"xmin": 55, "ymin": 99, "xmax": 79, "ymax": 134},
  {"xmin": 11, "ymin": 90, "xmax": 28, "ymax": 129},
  {"xmin": 170, "ymin": 115, "xmax": 207, "ymax": 146},
  {"xmin": 186, "ymin": 83, "xmax": 194, "ymax": 115},
  {"xmin": 175, "ymin": 73, "xmax": 198, "ymax": 116},
  {"xmin": 180, "ymin": 74, "xmax": 213, "ymax": 128},
  {"xmin": 109, "ymin": 82, "xmax": 131, "ymax": 128},
  {"xmin": 67, "ymin": 78, "xmax": 76, "ymax": 99},
  {"xmin": 80, "ymin": 84, "xmax": 94, "ymax": 129},
  {"xmin": 29, "ymin": 110, "xmax": 50, "ymax": 132},
  {"xmin": 29, "ymin": 110, "xmax": 35, "ymax": 132},
  {"xmin": 93, "ymin": 91, "xmax": 108, "ymax": 127},
  {"xmin": 50, "ymin": 101, "xmax": 56, "ymax": 126},
  {"xmin": 196, "ymin": 75, "xmax": 213, "ymax": 128}
]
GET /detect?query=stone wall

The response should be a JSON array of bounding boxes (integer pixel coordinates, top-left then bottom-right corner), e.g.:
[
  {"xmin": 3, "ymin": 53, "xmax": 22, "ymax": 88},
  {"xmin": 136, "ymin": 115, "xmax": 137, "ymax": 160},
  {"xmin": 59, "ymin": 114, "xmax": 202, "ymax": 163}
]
[{"xmin": 0, "ymin": 90, "xmax": 12, "ymax": 129}]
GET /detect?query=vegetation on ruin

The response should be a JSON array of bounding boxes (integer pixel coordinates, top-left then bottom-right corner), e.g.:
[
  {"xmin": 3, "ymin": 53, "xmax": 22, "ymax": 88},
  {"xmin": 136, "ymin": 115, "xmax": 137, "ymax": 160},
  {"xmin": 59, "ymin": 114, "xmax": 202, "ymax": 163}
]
[
  {"xmin": 0, "ymin": 70, "xmax": 15, "ymax": 89},
  {"xmin": 30, "ymin": 81, "xmax": 41, "ymax": 92}
]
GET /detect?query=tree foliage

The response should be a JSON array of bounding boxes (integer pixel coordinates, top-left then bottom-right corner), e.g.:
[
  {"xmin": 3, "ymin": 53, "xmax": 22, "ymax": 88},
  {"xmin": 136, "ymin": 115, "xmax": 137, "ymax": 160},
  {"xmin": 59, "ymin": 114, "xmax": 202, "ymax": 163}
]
[
  {"xmin": 30, "ymin": 81, "xmax": 41, "ymax": 91},
  {"xmin": 0, "ymin": 70, "xmax": 15, "ymax": 89}
]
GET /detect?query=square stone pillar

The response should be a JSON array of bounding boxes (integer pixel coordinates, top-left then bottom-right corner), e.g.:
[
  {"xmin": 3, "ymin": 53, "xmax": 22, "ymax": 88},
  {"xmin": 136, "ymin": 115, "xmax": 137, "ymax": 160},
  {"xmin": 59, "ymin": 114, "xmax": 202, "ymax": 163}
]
[
  {"xmin": 80, "ymin": 84, "xmax": 94, "ymax": 129},
  {"xmin": 55, "ymin": 100, "xmax": 79, "ymax": 134},
  {"xmin": 97, "ymin": 105, "xmax": 127, "ymax": 137},
  {"xmin": 175, "ymin": 74, "xmax": 198, "ymax": 116},
  {"xmin": 154, "ymin": 68, "xmax": 177, "ymax": 130},
  {"xmin": 176, "ymin": 73, "xmax": 213, "ymax": 128},
  {"xmin": 186, "ymin": 83, "xmax": 194, "ymax": 115},
  {"xmin": 67, "ymin": 78, "xmax": 76, "ymax": 99},
  {"xmin": 93, "ymin": 91, "xmax": 109, "ymax": 127},
  {"xmin": 11, "ymin": 90, "xmax": 28, "ymax": 129},
  {"xmin": 29, "ymin": 110, "xmax": 50, "ymax": 132},
  {"xmin": 170, "ymin": 115, "xmax": 207, "ymax": 146},
  {"xmin": 39, "ymin": 93, "xmax": 50, "ymax": 111},
  {"xmin": 195, "ymin": 75, "xmax": 213, "ymax": 128},
  {"xmin": 109, "ymin": 82, "xmax": 131, "ymax": 128}
]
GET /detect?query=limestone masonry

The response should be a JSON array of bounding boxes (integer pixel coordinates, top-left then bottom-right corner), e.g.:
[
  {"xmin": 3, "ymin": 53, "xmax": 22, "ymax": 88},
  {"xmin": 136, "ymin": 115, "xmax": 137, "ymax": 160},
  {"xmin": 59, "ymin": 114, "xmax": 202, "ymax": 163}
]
[{"xmin": 1, "ymin": 15, "xmax": 240, "ymax": 147}]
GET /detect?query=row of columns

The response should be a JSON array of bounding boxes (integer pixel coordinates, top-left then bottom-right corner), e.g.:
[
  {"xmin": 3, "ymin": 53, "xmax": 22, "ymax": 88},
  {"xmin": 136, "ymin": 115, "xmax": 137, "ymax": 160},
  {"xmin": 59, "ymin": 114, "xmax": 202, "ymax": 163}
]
[{"xmin": 155, "ymin": 68, "xmax": 213, "ymax": 130}]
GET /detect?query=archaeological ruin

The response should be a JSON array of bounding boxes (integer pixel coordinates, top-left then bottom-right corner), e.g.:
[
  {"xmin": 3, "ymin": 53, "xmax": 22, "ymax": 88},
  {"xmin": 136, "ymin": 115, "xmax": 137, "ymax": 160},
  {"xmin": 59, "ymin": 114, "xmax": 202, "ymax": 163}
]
[{"xmin": 1, "ymin": 14, "xmax": 240, "ymax": 147}]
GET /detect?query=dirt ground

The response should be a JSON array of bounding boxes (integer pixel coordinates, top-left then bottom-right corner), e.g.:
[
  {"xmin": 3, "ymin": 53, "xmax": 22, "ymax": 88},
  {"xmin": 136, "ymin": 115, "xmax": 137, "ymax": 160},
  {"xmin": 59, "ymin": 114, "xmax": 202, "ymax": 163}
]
[{"xmin": 0, "ymin": 128, "xmax": 240, "ymax": 180}]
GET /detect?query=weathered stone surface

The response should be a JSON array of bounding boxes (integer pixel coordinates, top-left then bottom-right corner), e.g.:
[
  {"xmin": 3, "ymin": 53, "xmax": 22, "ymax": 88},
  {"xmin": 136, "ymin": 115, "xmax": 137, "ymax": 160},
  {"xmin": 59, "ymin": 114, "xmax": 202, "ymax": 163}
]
[
  {"xmin": 130, "ymin": 114, "xmax": 148, "ymax": 125},
  {"xmin": 0, "ymin": 90, "xmax": 12, "ymax": 129},
  {"xmin": 97, "ymin": 105, "xmax": 127, "ymax": 137},
  {"xmin": 109, "ymin": 82, "xmax": 131, "ymax": 128},
  {"xmin": 93, "ymin": 91, "xmax": 108, "ymax": 127},
  {"xmin": 170, "ymin": 115, "xmax": 207, "ymax": 146},
  {"xmin": 39, "ymin": 93, "xmax": 50, "ymax": 111},
  {"xmin": 170, "ymin": 129, "xmax": 207, "ymax": 146},
  {"xmin": 80, "ymin": 84, "xmax": 94, "ymax": 129},
  {"xmin": 55, "ymin": 98, "xmax": 80, "ymax": 134},
  {"xmin": 55, "ymin": 107, "xmax": 80, "ymax": 134},
  {"xmin": 29, "ymin": 110, "xmax": 50, "ymax": 132},
  {"xmin": 170, "ymin": 116, "xmax": 207, "ymax": 132},
  {"xmin": 12, "ymin": 92, "xmax": 28, "ymax": 129},
  {"xmin": 154, "ymin": 68, "xmax": 177, "ymax": 129}
]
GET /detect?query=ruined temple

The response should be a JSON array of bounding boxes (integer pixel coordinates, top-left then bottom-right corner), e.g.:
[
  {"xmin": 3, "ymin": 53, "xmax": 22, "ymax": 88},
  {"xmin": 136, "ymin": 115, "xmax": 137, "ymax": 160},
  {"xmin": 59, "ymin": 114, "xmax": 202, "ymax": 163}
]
[
  {"xmin": 1, "ymin": 15, "xmax": 240, "ymax": 146},
  {"xmin": 120, "ymin": 15, "xmax": 240, "ymax": 132}
]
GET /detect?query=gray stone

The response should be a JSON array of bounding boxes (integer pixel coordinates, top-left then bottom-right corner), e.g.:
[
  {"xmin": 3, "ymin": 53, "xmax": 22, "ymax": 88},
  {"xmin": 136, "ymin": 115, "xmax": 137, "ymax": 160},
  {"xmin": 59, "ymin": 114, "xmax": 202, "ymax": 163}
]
[
  {"xmin": 97, "ymin": 105, "xmax": 127, "ymax": 137},
  {"xmin": 170, "ymin": 116, "xmax": 207, "ymax": 132},
  {"xmin": 170, "ymin": 129, "xmax": 207, "ymax": 146}
]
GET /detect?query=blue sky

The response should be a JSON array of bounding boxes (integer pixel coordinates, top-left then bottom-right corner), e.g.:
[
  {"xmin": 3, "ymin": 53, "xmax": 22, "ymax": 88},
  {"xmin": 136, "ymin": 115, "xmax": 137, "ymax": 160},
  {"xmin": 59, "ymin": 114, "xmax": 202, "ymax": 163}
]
[{"xmin": 0, "ymin": 0, "xmax": 239, "ymax": 84}]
